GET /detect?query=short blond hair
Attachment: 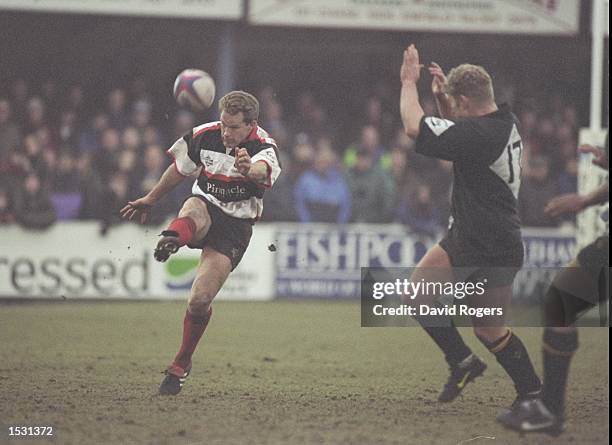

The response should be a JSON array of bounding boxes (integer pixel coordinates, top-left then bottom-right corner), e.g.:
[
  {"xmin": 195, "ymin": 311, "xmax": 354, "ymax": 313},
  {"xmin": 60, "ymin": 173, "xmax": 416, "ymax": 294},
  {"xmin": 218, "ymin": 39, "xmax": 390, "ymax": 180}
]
[
  {"xmin": 219, "ymin": 90, "xmax": 259, "ymax": 123},
  {"xmin": 445, "ymin": 64, "xmax": 495, "ymax": 104}
]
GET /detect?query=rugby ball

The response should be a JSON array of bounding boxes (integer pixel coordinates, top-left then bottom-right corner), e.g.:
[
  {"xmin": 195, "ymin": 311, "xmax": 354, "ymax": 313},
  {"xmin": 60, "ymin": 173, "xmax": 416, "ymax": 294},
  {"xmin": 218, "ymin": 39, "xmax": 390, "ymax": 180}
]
[{"xmin": 173, "ymin": 69, "xmax": 216, "ymax": 112}]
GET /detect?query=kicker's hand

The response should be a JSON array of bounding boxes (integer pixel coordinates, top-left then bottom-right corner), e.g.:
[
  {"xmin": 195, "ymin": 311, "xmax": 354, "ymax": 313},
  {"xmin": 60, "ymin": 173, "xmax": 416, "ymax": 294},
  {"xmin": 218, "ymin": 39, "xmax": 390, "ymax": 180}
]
[
  {"xmin": 120, "ymin": 196, "xmax": 155, "ymax": 224},
  {"xmin": 234, "ymin": 148, "xmax": 252, "ymax": 176}
]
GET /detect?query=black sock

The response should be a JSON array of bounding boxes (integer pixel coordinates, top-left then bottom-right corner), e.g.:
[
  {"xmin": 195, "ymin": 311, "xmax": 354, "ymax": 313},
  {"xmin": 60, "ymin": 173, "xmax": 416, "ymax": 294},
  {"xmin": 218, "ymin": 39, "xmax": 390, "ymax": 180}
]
[
  {"xmin": 487, "ymin": 330, "xmax": 541, "ymax": 396},
  {"xmin": 542, "ymin": 328, "xmax": 578, "ymax": 416},
  {"xmin": 415, "ymin": 309, "xmax": 472, "ymax": 365}
]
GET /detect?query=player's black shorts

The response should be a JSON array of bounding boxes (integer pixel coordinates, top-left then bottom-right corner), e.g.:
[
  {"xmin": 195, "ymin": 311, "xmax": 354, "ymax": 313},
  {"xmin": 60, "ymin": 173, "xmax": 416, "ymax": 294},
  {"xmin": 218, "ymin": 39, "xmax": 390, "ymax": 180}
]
[
  {"xmin": 545, "ymin": 236, "xmax": 609, "ymax": 326},
  {"xmin": 576, "ymin": 235, "xmax": 609, "ymax": 315},
  {"xmin": 185, "ymin": 195, "xmax": 253, "ymax": 270},
  {"xmin": 439, "ymin": 227, "xmax": 524, "ymax": 287},
  {"xmin": 577, "ymin": 235, "xmax": 609, "ymax": 272}
]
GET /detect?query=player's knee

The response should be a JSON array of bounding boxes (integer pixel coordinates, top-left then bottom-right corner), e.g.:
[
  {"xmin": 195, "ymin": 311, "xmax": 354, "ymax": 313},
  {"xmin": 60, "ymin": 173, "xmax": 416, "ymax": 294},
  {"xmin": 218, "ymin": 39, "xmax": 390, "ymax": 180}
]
[
  {"xmin": 189, "ymin": 282, "xmax": 216, "ymax": 315},
  {"xmin": 180, "ymin": 198, "xmax": 206, "ymax": 218},
  {"xmin": 179, "ymin": 207, "xmax": 200, "ymax": 222},
  {"xmin": 473, "ymin": 326, "xmax": 507, "ymax": 345},
  {"xmin": 178, "ymin": 200, "xmax": 210, "ymax": 235},
  {"xmin": 188, "ymin": 294, "xmax": 212, "ymax": 316}
]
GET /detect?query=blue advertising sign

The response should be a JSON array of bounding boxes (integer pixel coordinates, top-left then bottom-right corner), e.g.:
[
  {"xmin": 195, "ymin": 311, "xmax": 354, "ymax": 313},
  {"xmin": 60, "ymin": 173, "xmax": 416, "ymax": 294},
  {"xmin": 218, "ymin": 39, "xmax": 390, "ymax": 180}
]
[
  {"xmin": 275, "ymin": 225, "xmax": 577, "ymax": 300},
  {"xmin": 275, "ymin": 224, "xmax": 435, "ymax": 298}
]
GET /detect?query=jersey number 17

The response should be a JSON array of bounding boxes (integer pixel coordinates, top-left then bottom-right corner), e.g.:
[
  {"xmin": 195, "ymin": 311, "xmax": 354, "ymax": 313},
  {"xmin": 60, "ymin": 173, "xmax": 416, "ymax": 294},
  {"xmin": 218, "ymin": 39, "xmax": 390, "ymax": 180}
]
[{"xmin": 507, "ymin": 139, "xmax": 522, "ymax": 184}]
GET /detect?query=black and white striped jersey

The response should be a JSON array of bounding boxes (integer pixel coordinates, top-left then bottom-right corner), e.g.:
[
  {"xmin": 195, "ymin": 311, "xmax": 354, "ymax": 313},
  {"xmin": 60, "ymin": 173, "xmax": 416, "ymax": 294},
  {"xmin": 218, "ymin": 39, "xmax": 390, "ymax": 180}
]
[
  {"xmin": 415, "ymin": 104, "xmax": 523, "ymax": 255},
  {"xmin": 167, "ymin": 121, "xmax": 281, "ymax": 220}
]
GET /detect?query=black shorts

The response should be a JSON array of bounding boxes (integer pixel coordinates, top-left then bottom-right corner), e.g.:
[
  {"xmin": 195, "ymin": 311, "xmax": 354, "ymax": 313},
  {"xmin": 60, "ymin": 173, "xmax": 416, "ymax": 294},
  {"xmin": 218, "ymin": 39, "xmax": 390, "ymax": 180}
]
[
  {"xmin": 546, "ymin": 236, "xmax": 609, "ymax": 326},
  {"xmin": 439, "ymin": 228, "xmax": 524, "ymax": 287},
  {"xmin": 185, "ymin": 195, "xmax": 253, "ymax": 270},
  {"xmin": 577, "ymin": 235, "xmax": 609, "ymax": 271}
]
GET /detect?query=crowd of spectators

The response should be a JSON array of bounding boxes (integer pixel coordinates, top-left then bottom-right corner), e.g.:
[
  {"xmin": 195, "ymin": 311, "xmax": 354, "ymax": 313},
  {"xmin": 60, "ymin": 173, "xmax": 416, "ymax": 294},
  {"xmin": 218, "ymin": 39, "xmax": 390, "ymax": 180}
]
[{"xmin": 0, "ymin": 76, "xmax": 583, "ymax": 234}]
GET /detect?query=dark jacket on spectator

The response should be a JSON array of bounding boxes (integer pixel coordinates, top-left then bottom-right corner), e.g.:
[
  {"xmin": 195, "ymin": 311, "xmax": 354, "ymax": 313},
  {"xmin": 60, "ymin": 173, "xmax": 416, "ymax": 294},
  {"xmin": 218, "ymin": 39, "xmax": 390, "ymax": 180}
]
[
  {"xmin": 14, "ymin": 187, "xmax": 56, "ymax": 230},
  {"xmin": 345, "ymin": 163, "xmax": 394, "ymax": 223}
]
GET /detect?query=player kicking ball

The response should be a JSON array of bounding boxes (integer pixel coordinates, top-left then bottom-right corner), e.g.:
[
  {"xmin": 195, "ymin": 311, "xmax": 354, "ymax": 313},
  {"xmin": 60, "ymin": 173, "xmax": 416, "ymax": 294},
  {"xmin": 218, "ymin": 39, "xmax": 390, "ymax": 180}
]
[
  {"xmin": 120, "ymin": 91, "xmax": 281, "ymax": 395},
  {"xmin": 399, "ymin": 45, "xmax": 542, "ymax": 410}
]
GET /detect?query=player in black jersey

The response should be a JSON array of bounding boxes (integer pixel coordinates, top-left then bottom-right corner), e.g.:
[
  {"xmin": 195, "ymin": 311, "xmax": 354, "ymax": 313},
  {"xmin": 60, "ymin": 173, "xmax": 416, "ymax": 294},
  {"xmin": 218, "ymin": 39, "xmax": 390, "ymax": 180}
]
[
  {"xmin": 498, "ymin": 136, "xmax": 609, "ymax": 435},
  {"xmin": 120, "ymin": 91, "xmax": 281, "ymax": 395},
  {"xmin": 399, "ymin": 45, "xmax": 541, "ymax": 408}
]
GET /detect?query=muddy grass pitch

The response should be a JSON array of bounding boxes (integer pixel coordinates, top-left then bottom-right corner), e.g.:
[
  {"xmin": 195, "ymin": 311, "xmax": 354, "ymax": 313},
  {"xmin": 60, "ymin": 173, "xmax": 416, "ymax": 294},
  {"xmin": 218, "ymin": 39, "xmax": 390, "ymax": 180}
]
[{"xmin": 0, "ymin": 301, "xmax": 608, "ymax": 445}]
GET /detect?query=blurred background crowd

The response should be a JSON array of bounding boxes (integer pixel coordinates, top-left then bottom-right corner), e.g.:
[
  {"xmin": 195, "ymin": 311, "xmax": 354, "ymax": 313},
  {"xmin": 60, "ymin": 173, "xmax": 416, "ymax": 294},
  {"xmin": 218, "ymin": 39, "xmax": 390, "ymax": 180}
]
[
  {"xmin": 2, "ymin": 7, "xmax": 602, "ymax": 235},
  {"xmin": 0, "ymin": 75, "xmax": 581, "ymax": 233}
]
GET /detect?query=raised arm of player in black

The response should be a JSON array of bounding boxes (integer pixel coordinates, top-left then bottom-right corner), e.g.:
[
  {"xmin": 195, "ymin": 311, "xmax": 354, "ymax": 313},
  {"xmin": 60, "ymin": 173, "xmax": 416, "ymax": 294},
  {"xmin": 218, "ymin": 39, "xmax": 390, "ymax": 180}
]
[
  {"xmin": 429, "ymin": 62, "xmax": 453, "ymax": 119},
  {"xmin": 400, "ymin": 45, "xmax": 425, "ymax": 139}
]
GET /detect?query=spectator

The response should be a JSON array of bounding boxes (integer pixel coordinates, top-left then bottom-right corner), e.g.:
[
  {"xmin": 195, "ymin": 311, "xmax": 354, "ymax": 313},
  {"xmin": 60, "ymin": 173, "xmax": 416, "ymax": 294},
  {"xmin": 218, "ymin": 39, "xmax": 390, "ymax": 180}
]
[
  {"xmin": 131, "ymin": 99, "xmax": 152, "ymax": 130},
  {"xmin": 519, "ymin": 109, "xmax": 538, "ymax": 139},
  {"xmin": 534, "ymin": 117, "xmax": 556, "ymax": 158},
  {"xmin": 294, "ymin": 143, "xmax": 351, "ymax": 223},
  {"xmin": 262, "ymin": 150, "xmax": 296, "ymax": 222},
  {"xmin": 50, "ymin": 151, "xmax": 83, "ymax": 220},
  {"xmin": 0, "ymin": 186, "xmax": 16, "ymax": 224},
  {"xmin": 291, "ymin": 92, "xmax": 333, "ymax": 141},
  {"xmin": 24, "ymin": 97, "xmax": 51, "ymax": 136},
  {"xmin": 291, "ymin": 91, "xmax": 316, "ymax": 136},
  {"xmin": 389, "ymin": 146, "xmax": 408, "ymax": 191},
  {"xmin": 23, "ymin": 133, "xmax": 50, "ymax": 180},
  {"xmin": 77, "ymin": 153, "xmax": 103, "ymax": 220},
  {"xmin": 117, "ymin": 149, "xmax": 139, "ymax": 195},
  {"xmin": 79, "ymin": 112, "xmax": 109, "ymax": 153},
  {"xmin": 262, "ymin": 100, "xmax": 290, "ymax": 150},
  {"xmin": 40, "ymin": 79, "xmax": 60, "ymax": 117},
  {"xmin": 52, "ymin": 151, "xmax": 81, "ymax": 193},
  {"xmin": 57, "ymin": 109, "xmax": 80, "ymax": 150},
  {"xmin": 95, "ymin": 172, "xmax": 130, "ymax": 233},
  {"xmin": 138, "ymin": 144, "xmax": 174, "ymax": 223},
  {"xmin": 362, "ymin": 97, "xmax": 395, "ymax": 146},
  {"xmin": 64, "ymin": 85, "xmax": 86, "ymax": 119},
  {"xmin": 0, "ymin": 99, "xmax": 21, "ymax": 158},
  {"xmin": 139, "ymin": 145, "xmax": 165, "ymax": 193},
  {"xmin": 396, "ymin": 182, "xmax": 443, "ymax": 235},
  {"xmin": 121, "ymin": 126, "xmax": 143, "ymax": 152},
  {"xmin": 131, "ymin": 100, "xmax": 164, "ymax": 145},
  {"xmin": 142, "ymin": 125, "xmax": 163, "ymax": 147},
  {"xmin": 106, "ymin": 88, "xmax": 128, "ymax": 130},
  {"xmin": 290, "ymin": 133, "xmax": 316, "ymax": 180},
  {"xmin": 171, "ymin": 110, "xmax": 195, "ymax": 141},
  {"xmin": 14, "ymin": 173, "xmax": 57, "ymax": 230},
  {"xmin": 344, "ymin": 125, "xmax": 390, "ymax": 170},
  {"xmin": 2, "ymin": 149, "xmax": 31, "ymax": 190},
  {"xmin": 345, "ymin": 148, "xmax": 394, "ymax": 223},
  {"xmin": 93, "ymin": 127, "xmax": 121, "ymax": 180}
]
